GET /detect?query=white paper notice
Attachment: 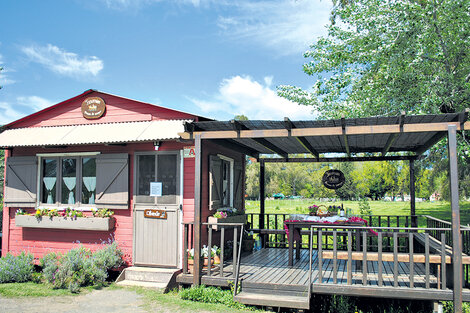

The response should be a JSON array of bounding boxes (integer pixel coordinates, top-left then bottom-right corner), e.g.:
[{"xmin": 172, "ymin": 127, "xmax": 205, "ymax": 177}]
[{"xmin": 150, "ymin": 182, "xmax": 162, "ymax": 197}]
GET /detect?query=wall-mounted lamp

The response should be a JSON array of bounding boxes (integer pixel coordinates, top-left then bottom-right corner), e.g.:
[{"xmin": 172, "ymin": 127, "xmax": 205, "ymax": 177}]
[{"xmin": 154, "ymin": 141, "xmax": 161, "ymax": 151}]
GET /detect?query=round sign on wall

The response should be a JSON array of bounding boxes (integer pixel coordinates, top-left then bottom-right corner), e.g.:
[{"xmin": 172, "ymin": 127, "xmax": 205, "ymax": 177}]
[
  {"xmin": 322, "ymin": 169, "xmax": 345, "ymax": 190},
  {"xmin": 81, "ymin": 97, "xmax": 106, "ymax": 119}
]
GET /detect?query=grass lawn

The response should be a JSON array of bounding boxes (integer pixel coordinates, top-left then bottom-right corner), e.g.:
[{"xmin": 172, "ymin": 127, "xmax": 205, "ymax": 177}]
[
  {"xmin": 0, "ymin": 281, "xmax": 113, "ymax": 297},
  {"xmin": 245, "ymin": 199, "xmax": 470, "ymax": 226},
  {"xmin": 0, "ymin": 283, "xmax": 261, "ymax": 312},
  {"xmin": 130, "ymin": 286, "xmax": 264, "ymax": 313}
]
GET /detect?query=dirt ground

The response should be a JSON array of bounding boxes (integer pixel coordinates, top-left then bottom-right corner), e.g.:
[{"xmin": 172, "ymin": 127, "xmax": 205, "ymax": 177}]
[{"xmin": 0, "ymin": 288, "xmax": 149, "ymax": 313}]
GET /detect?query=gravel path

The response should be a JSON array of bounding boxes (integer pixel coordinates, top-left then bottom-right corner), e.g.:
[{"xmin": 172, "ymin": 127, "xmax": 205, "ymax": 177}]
[{"xmin": 0, "ymin": 288, "xmax": 148, "ymax": 313}]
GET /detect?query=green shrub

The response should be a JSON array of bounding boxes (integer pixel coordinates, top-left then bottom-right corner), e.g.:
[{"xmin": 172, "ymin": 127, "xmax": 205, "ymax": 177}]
[
  {"xmin": 41, "ymin": 241, "xmax": 123, "ymax": 293},
  {"xmin": 443, "ymin": 301, "xmax": 470, "ymax": 313},
  {"xmin": 92, "ymin": 241, "xmax": 123, "ymax": 270},
  {"xmin": 40, "ymin": 252, "xmax": 60, "ymax": 283},
  {"xmin": 0, "ymin": 252, "xmax": 34, "ymax": 283},
  {"xmin": 359, "ymin": 199, "xmax": 372, "ymax": 216},
  {"xmin": 179, "ymin": 285, "xmax": 250, "ymax": 310}
]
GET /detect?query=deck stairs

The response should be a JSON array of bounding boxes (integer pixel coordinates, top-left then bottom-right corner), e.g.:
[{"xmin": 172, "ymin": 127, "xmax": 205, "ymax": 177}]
[
  {"xmin": 233, "ymin": 281, "xmax": 310, "ymax": 310},
  {"xmin": 116, "ymin": 266, "xmax": 181, "ymax": 292}
]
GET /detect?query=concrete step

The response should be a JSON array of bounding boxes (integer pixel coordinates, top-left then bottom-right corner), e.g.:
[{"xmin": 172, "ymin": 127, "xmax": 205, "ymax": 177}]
[
  {"xmin": 116, "ymin": 280, "xmax": 167, "ymax": 289},
  {"xmin": 116, "ymin": 267, "xmax": 181, "ymax": 292},
  {"xmin": 124, "ymin": 267, "xmax": 176, "ymax": 282},
  {"xmin": 234, "ymin": 291, "xmax": 310, "ymax": 310}
]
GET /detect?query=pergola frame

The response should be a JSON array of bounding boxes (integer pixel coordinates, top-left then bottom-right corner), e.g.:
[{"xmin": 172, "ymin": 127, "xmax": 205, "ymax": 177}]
[
  {"xmin": 257, "ymin": 155, "xmax": 420, "ymax": 232},
  {"xmin": 183, "ymin": 112, "xmax": 469, "ymax": 312}
]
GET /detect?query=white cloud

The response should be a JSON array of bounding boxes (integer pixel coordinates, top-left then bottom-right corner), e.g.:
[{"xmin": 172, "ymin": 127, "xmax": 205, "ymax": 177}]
[
  {"xmin": 0, "ymin": 54, "xmax": 16, "ymax": 87},
  {"xmin": 188, "ymin": 75, "xmax": 316, "ymax": 120},
  {"xmin": 21, "ymin": 44, "xmax": 103, "ymax": 79},
  {"xmin": 217, "ymin": 0, "xmax": 332, "ymax": 56},
  {"xmin": 99, "ymin": 0, "xmax": 331, "ymax": 55},
  {"xmin": 0, "ymin": 96, "xmax": 54, "ymax": 125},
  {"xmin": 102, "ymin": 0, "xmax": 217, "ymax": 10},
  {"xmin": 17, "ymin": 96, "xmax": 54, "ymax": 111}
]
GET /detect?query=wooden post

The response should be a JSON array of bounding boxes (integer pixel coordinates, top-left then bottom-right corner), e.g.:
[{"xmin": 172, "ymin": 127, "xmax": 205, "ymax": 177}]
[
  {"xmin": 409, "ymin": 159, "xmax": 417, "ymax": 228},
  {"xmin": 193, "ymin": 134, "xmax": 203, "ymax": 286},
  {"xmin": 448, "ymin": 124, "xmax": 462, "ymax": 313},
  {"xmin": 259, "ymin": 160, "xmax": 265, "ymax": 247},
  {"xmin": 2, "ymin": 149, "xmax": 11, "ymax": 257}
]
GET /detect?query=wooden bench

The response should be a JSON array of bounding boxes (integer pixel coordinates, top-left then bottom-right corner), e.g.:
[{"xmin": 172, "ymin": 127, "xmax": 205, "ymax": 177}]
[
  {"xmin": 414, "ymin": 232, "xmax": 469, "ymax": 288},
  {"xmin": 414, "ymin": 233, "xmax": 470, "ymax": 263}
]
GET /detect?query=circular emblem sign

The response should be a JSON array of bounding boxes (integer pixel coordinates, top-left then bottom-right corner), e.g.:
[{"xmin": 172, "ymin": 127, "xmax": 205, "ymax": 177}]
[
  {"xmin": 81, "ymin": 97, "xmax": 106, "ymax": 119},
  {"xmin": 322, "ymin": 169, "xmax": 345, "ymax": 190}
]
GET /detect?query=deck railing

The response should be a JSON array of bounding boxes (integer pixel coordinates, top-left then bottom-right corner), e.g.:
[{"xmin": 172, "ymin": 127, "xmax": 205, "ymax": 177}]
[
  {"xmin": 307, "ymin": 225, "xmax": 460, "ymax": 291},
  {"xmin": 425, "ymin": 215, "xmax": 470, "ymax": 285},
  {"xmin": 246, "ymin": 213, "xmax": 421, "ymax": 250},
  {"xmin": 182, "ymin": 221, "xmax": 244, "ymax": 281}
]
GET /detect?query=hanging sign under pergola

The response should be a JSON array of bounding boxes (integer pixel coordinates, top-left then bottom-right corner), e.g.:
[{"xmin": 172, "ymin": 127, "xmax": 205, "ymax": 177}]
[{"xmin": 322, "ymin": 169, "xmax": 345, "ymax": 189}]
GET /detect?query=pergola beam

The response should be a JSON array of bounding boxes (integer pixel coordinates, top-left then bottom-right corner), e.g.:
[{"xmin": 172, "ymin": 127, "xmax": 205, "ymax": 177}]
[
  {"xmin": 284, "ymin": 117, "xmax": 319, "ymax": 158},
  {"xmin": 193, "ymin": 134, "xmax": 203, "ymax": 286},
  {"xmin": 253, "ymin": 138, "xmax": 289, "ymax": 158},
  {"xmin": 341, "ymin": 116, "xmax": 350, "ymax": 156},
  {"xmin": 414, "ymin": 132, "xmax": 447, "ymax": 155},
  {"xmin": 382, "ymin": 112, "xmax": 405, "ymax": 156},
  {"xmin": 231, "ymin": 119, "xmax": 288, "ymax": 158},
  {"xmin": 179, "ymin": 121, "xmax": 468, "ymax": 140},
  {"xmin": 448, "ymin": 124, "xmax": 463, "ymax": 313},
  {"xmin": 211, "ymin": 139, "xmax": 260, "ymax": 159},
  {"xmin": 261, "ymin": 155, "xmax": 418, "ymax": 163}
]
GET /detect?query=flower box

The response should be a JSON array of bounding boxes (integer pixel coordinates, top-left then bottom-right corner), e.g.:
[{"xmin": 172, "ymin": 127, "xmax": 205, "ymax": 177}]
[
  {"xmin": 15, "ymin": 215, "xmax": 115, "ymax": 231},
  {"xmin": 207, "ymin": 215, "xmax": 246, "ymax": 231}
]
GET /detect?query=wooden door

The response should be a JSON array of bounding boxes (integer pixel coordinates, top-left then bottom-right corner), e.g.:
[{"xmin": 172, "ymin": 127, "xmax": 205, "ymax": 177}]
[
  {"xmin": 133, "ymin": 152, "xmax": 180, "ymax": 267},
  {"xmin": 134, "ymin": 206, "xmax": 179, "ymax": 267}
]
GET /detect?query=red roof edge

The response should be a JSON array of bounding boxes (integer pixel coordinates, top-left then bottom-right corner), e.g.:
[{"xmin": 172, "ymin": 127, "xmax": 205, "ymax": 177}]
[
  {"xmin": 3, "ymin": 89, "xmax": 96, "ymax": 130},
  {"xmin": 3, "ymin": 89, "xmax": 212, "ymax": 129}
]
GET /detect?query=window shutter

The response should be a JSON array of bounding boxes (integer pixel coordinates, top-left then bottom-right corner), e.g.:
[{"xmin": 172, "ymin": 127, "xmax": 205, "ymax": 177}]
[
  {"xmin": 95, "ymin": 153, "xmax": 129, "ymax": 209},
  {"xmin": 209, "ymin": 155, "xmax": 222, "ymax": 211},
  {"xmin": 4, "ymin": 156, "xmax": 38, "ymax": 207},
  {"xmin": 233, "ymin": 161, "xmax": 244, "ymax": 211}
]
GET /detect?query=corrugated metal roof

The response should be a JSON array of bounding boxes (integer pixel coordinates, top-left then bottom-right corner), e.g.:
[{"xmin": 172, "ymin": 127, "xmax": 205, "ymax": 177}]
[{"xmin": 0, "ymin": 120, "xmax": 190, "ymax": 147}]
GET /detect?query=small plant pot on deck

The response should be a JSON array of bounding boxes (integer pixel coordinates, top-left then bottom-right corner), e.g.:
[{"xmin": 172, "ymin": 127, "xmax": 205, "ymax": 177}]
[
  {"xmin": 242, "ymin": 239, "xmax": 255, "ymax": 253},
  {"xmin": 187, "ymin": 258, "xmax": 214, "ymax": 273}
]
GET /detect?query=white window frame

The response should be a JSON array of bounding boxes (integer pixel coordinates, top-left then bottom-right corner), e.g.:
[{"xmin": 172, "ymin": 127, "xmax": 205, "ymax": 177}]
[
  {"xmin": 36, "ymin": 152, "xmax": 100, "ymax": 210},
  {"xmin": 217, "ymin": 154, "xmax": 234, "ymax": 208},
  {"xmin": 134, "ymin": 151, "xmax": 180, "ymax": 206}
]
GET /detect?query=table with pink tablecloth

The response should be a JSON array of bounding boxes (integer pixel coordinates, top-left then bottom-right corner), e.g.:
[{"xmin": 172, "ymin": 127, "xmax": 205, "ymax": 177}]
[{"xmin": 284, "ymin": 216, "xmax": 378, "ymax": 266}]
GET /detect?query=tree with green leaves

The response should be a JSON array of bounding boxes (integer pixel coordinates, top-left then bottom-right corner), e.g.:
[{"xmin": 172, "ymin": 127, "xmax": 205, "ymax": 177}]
[
  {"xmin": 278, "ymin": 0, "xmax": 470, "ymax": 117},
  {"xmin": 234, "ymin": 114, "xmax": 249, "ymax": 121}
]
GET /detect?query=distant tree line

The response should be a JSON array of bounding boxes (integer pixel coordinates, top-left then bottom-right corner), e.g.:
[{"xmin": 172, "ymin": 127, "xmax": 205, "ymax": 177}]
[{"xmin": 245, "ymin": 157, "xmax": 457, "ymax": 201}]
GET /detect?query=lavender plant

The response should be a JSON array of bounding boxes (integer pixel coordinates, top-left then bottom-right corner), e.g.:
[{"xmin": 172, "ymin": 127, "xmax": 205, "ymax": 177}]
[{"xmin": 0, "ymin": 252, "xmax": 34, "ymax": 283}]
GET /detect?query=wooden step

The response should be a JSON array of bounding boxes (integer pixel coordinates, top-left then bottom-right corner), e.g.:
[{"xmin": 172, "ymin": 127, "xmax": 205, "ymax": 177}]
[
  {"xmin": 115, "ymin": 267, "xmax": 181, "ymax": 292},
  {"xmin": 234, "ymin": 291, "xmax": 310, "ymax": 309}
]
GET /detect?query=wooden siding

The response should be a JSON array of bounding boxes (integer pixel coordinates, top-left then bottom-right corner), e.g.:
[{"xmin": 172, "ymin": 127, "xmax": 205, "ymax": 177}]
[
  {"xmin": 10, "ymin": 91, "xmax": 198, "ymax": 129},
  {"xmin": 6, "ymin": 207, "xmax": 134, "ymax": 264},
  {"xmin": 2, "ymin": 141, "xmax": 188, "ymax": 264}
]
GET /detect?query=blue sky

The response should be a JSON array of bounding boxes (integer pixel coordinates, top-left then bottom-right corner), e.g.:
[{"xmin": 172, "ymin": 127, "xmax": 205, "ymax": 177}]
[{"xmin": 0, "ymin": 0, "xmax": 331, "ymax": 124}]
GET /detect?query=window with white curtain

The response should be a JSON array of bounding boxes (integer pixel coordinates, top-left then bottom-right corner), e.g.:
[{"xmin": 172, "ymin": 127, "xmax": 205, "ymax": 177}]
[{"xmin": 40, "ymin": 156, "xmax": 96, "ymax": 206}]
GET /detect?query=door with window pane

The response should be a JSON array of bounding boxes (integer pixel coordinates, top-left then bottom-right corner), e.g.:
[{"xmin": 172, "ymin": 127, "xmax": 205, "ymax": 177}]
[{"xmin": 134, "ymin": 153, "xmax": 180, "ymax": 267}]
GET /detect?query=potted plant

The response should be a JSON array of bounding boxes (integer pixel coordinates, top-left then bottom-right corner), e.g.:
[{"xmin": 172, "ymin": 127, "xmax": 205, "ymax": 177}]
[
  {"xmin": 186, "ymin": 245, "xmax": 217, "ymax": 273},
  {"xmin": 242, "ymin": 230, "xmax": 255, "ymax": 253},
  {"xmin": 208, "ymin": 208, "xmax": 246, "ymax": 230}
]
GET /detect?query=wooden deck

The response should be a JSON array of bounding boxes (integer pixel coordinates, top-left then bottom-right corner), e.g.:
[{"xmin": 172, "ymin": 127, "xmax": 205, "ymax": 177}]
[{"xmin": 177, "ymin": 248, "xmax": 470, "ymax": 302}]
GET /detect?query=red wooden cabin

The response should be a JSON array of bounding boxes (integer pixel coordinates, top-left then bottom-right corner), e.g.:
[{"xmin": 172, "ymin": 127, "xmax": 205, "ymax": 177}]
[{"xmin": 0, "ymin": 89, "xmax": 245, "ymax": 270}]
